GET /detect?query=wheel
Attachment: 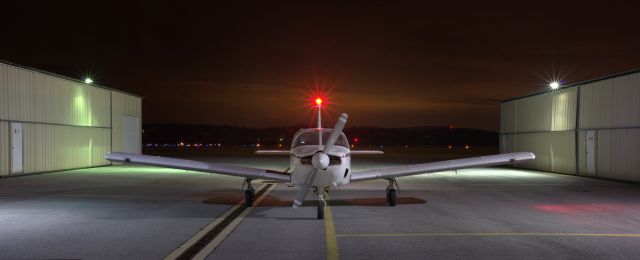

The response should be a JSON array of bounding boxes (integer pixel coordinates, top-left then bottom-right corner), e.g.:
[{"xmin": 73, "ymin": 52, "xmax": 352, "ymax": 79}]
[
  {"xmin": 244, "ymin": 190, "xmax": 254, "ymax": 207},
  {"xmin": 317, "ymin": 200, "xmax": 326, "ymax": 219},
  {"xmin": 387, "ymin": 189, "xmax": 397, "ymax": 206}
]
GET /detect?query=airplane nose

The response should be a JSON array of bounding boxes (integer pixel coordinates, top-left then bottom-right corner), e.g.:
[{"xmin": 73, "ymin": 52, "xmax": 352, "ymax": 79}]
[{"xmin": 312, "ymin": 152, "xmax": 330, "ymax": 170}]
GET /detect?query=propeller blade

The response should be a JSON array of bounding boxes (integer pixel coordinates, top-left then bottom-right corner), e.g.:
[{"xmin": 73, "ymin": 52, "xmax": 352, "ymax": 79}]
[
  {"xmin": 293, "ymin": 168, "xmax": 317, "ymax": 208},
  {"xmin": 293, "ymin": 113, "xmax": 347, "ymax": 209},
  {"xmin": 324, "ymin": 113, "xmax": 348, "ymax": 152}
]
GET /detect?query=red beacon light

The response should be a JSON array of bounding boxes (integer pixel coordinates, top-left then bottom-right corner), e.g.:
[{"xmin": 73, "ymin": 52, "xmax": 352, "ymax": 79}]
[{"xmin": 315, "ymin": 97, "xmax": 323, "ymax": 106}]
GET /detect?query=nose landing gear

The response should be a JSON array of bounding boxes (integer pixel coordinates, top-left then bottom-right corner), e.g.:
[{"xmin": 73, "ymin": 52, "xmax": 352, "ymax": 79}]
[
  {"xmin": 242, "ymin": 178, "xmax": 256, "ymax": 207},
  {"xmin": 386, "ymin": 178, "xmax": 399, "ymax": 206},
  {"xmin": 313, "ymin": 187, "xmax": 329, "ymax": 219}
]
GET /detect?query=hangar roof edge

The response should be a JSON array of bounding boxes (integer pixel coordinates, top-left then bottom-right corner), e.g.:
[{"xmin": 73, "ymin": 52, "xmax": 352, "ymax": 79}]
[
  {"xmin": 501, "ymin": 67, "xmax": 640, "ymax": 103},
  {"xmin": 0, "ymin": 59, "xmax": 143, "ymax": 99}
]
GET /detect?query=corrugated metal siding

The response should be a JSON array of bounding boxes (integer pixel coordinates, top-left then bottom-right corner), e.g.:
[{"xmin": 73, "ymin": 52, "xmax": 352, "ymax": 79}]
[
  {"xmin": 1, "ymin": 62, "xmax": 140, "ymax": 175},
  {"xmin": 502, "ymin": 71, "xmax": 640, "ymax": 182},
  {"xmin": 0, "ymin": 63, "xmax": 31, "ymax": 121},
  {"xmin": 499, "ymin": 134, "xmax": 514, "ymax": 154},
  {"xmin": 577, "ymin": 131, "xmax": 587, "ymax": 175},
  {"xmin": 502, "ymin": 88, "xmax": 577, "ymax": 133},
  {"xmin": 501, "ymin": 131, "xmax": 575, "ymax": 174},
  {"xmin": 500, "ymin": 101, "xmax": 516, "ymax": 133},
  {"xmin": 0, "ymin": 63, "xmax": 110, "ymax": 127},
  {"xmin": 594, "ymin": 129, "xmax": 640, "ymax": 182},
  {"xmin": 111, "ymin": 92, "xmax": 142, "ymax": 154},
  {"xmin": 0, "ymin": 121, "xmax": 8, "ymax": 176},
  {"xmin": 579, "ymin": 73, "xmax": 640, "ymax": 129},
  {"xmin": 22, "ymin": 123, "xmax": 111, "ymax": 173},
  {"xmin": 0, "ymin": 65, "xmax": 7, "ymax": 119}
]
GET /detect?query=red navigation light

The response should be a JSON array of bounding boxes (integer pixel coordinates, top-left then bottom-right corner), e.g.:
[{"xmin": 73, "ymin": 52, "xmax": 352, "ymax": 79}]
[{"xmin": 315, "ymin": 97, "xmax": 323, "ymax": 106}]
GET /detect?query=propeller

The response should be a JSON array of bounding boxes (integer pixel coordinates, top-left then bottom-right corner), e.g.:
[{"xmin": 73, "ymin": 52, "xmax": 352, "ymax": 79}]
[{"xmin": 293, "ymin": 113, "xmax": 348, "ymax": 208}]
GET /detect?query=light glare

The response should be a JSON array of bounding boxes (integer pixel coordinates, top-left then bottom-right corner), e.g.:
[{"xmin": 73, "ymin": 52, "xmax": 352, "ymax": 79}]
[
  {"xmin": 549, "ymin": 81, "xmax": 559, "ymax": 89},
  {"xmin": 84, "ymin": 78, "xmax": 93, "ymax": 84},
  {"xmin": 315, "ymin": 97, "xmax": 323, "ymax": 106}
]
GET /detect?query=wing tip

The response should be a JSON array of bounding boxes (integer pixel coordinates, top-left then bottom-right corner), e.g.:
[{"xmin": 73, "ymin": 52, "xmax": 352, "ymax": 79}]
[{"xmin": 521, "ymin": 152, "xmax": 536, "ymax": 160}]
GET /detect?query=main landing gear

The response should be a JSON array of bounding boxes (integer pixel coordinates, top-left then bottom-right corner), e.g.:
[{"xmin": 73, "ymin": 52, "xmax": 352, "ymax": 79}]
[
  {"xmin": 386, "ymin": 178, "xmax": 399, "ymax": 206},
  {"xmin": 242, "ymin": 178, "xmax": 255, "ymax": 207},
  {"xmin": 313, "ymin": 186, "xmax": 329, "ymax": 219}
]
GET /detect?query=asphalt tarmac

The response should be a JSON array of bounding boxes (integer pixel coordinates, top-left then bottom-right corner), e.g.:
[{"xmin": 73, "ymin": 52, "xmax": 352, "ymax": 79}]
[{"xmin": 1, "ymin": 156, "xmax": 640, "ymax": 259}]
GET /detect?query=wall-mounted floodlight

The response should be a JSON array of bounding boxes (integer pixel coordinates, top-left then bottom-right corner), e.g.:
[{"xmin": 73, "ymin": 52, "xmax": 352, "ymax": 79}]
[
  {"xmin": 84, "ymin": 78, "xmax": 93, "ymax": 84},
  {"xmin": 549, "ymin": 81, "xmax": 560, "ymax": 90}
]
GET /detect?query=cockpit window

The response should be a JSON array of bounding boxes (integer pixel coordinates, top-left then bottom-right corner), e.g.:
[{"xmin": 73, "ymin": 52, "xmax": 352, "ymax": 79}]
[{"xmin": 293, "ymin": 130, "xmax": 349, "ymax": 148}]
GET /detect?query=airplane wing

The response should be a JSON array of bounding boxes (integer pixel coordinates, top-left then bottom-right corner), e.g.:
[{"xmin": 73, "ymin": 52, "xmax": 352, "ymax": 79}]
[
  {"xmin": 350, "ymin": 152, "xmax": 535, "ymax": 182},
  {"xmin": 254, "ymin": 150, "xmax": 291, "ymax": 155},
  {"xmin": 105, "ymin": 152, "xmax": 291, "ymax": 182},
  {"xmin": 350, "ymin": 150, "xmax": 384, "ymax": 155}
]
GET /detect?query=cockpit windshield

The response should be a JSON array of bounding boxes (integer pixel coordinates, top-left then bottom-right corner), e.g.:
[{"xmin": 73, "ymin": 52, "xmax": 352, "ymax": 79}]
[{"xmin": 293, "ymin": 129, "xmax": 349, "ymax": 148}]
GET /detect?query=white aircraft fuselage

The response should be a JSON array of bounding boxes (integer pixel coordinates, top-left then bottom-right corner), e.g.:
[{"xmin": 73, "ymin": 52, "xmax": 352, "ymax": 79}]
[{"xmin": 289, "ymin": 128, "xmax": 351, "ymax": 188}]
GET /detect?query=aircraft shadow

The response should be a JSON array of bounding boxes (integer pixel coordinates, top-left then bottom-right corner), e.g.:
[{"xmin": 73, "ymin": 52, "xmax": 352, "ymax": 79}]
[{"xmin": 202, "ymin": 193, "xmax": 427, "ymax": 207}]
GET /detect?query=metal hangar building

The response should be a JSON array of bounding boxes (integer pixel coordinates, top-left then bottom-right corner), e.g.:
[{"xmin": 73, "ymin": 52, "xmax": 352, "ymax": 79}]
[
  {"xmin": 500, "ymin": 68, "xmax": 640, "ymax": 183},
  {"xmin": 0, "ymin": 60, "xmax": 141, "ymax": 176}
]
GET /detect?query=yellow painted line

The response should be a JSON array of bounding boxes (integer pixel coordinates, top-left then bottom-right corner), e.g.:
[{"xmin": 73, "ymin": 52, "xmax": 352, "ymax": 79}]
[
  {"xmin": 192, "ymin": 184, "xmax": 276, "ymax": 260},
  {"xmin": 324, "ymin": 197, "xmax": 339, "ymax": 260},
  {"xmin": 336, "ymin": 232, "xmax": 640, "ymax": 238}
]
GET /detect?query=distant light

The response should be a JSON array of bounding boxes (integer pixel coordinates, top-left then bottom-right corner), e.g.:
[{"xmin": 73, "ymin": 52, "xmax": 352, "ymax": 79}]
[
  {"xmin": 465, "ymin": 145, "xmax": 470, "ymax": 149},
  {"xmin": 315, "ymin": 97, "xmax": 323, "ymax": 106},
  {"xmin": 549, "ymin": 81, "xmax": 560, "ymax": 89},
  {"xmin": 448, "ymin": 145, "xmax": 452, "ymax": 149},
  {"xmin": 84, "ymin": 78, "xmax": 93, "ymax": 84}
]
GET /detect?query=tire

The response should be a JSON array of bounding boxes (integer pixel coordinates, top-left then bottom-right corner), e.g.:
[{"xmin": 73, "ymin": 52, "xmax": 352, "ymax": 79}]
[
  {"xmin": 388, "ymin": 189, "xmax": 397, "ymax": 206},
  {"xmin": 317, "ymin": 200, "xmax": 326, "ymax": 219},
  {"xmin": 244, "ymin": 190, "xmax": 254, "ymax": 207}
]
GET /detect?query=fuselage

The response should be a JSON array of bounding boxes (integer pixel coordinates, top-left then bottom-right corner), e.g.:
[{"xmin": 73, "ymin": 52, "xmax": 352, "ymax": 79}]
[{"xmin": 289, "ymin": 128, "xmax": 351, "ymax": 188}]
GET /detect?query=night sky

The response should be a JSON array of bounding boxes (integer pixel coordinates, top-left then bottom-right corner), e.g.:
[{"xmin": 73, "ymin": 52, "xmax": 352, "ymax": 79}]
[{"xmin": 2, "ymin": 1, "xmax": 639, "ymax": 131}]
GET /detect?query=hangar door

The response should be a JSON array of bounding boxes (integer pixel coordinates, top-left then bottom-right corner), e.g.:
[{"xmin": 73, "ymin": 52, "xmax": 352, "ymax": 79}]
[
  {"xmin": 10, "ymin": 122, "xmax": 23, "ymax": 174},
  {"xmin": 122, "ymin": 115, "xmax": 140, "ymax": 154},
  {"xmin": 585, "ymin": 130, "xmax": 596, "ymax": 176}
]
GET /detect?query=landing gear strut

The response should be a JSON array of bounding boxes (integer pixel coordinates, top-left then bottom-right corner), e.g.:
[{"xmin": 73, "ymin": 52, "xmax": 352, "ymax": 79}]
[
  {"xmin": 386, "ymin": 178, "xmax": 399, "ymax": 206},
  {"xmin": 313, "ymin": 187, "xmax": 329, "ymax": 219},
  {"xmin": 242, "ymin": 178, "xmax": 255, "ymax": 207}
]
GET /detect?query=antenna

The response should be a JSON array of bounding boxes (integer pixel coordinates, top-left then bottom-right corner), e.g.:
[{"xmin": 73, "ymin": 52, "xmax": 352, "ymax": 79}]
[
  {"xmin": 315, "ymin": 97, "xmax": 323, "ymax": 129},
  {"xmin": 315, "ymin": 97, "xmax": 323, "ymax": 145}
]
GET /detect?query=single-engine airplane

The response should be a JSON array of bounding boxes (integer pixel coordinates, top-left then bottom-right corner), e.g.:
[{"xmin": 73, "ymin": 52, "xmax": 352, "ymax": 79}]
[{"xmin": 105, "ymin": 97, "xmax": 535, "ymax": 219}]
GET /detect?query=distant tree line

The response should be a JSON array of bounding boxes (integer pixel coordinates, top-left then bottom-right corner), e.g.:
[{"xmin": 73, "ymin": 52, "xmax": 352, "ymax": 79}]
[{"xmin": 142, "ymin": 124, "xmax": 498, "ymax": 146}]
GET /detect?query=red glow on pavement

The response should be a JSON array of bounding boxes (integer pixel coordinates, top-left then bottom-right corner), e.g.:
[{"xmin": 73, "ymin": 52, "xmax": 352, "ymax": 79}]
[{"xmin": 535, "ymin": 204, "xmax": 628, "ymax": 214}]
